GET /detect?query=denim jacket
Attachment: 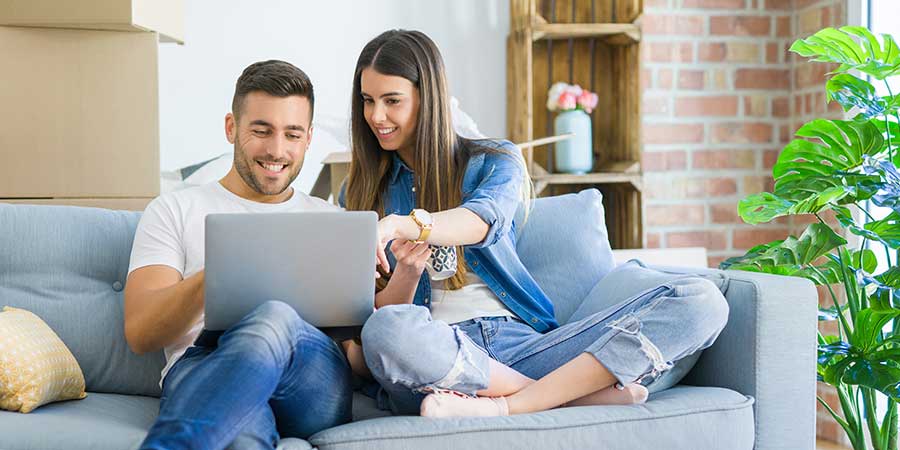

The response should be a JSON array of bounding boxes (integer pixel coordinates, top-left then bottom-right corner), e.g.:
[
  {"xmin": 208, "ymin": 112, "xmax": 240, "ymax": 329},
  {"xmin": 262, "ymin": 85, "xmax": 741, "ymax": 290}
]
[{"xmin": 343, "ymin": 139, "xmax": 559, "ymax": 332}]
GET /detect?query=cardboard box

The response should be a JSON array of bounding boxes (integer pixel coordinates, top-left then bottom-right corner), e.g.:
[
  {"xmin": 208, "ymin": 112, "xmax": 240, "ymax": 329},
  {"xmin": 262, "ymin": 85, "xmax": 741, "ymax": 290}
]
[
  {"xmin": 1, "ymin": 198, "xmax": 153, "ymax": 211},
  {"xmin": 0, "ymin": 0, "xmax": 183, "ymax": 43},
  {"xmin": 0, "ymin": 26, "xmax": 160, "ymax": 198}
]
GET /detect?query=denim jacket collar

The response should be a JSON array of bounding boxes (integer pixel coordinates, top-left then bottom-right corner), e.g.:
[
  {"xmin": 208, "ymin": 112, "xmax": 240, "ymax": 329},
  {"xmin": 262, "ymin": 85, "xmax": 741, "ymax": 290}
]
[{"xmin": 389, "ymin": 154, "xmax": 412, "ymax": 185}]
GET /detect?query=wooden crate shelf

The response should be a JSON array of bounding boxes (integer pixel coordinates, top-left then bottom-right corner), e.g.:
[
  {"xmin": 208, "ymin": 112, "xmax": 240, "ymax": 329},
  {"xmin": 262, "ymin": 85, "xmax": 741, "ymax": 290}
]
[{"xmin": 507, "ymin": 0, "xmax": 643, "ymax": 249}]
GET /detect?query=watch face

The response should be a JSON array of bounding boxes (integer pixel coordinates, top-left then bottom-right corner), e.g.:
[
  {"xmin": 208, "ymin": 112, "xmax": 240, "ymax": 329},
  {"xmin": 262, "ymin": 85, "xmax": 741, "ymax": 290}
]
[{"xmin": 413, "ymin": 209, "xmax": 434, "ymax": 226}]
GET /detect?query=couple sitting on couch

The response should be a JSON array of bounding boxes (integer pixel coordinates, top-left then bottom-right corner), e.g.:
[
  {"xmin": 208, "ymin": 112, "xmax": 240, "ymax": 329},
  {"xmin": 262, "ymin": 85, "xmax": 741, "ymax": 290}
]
[{"xmin": 125, "ymin": 29, "xmax": 730, "ymax": 450}]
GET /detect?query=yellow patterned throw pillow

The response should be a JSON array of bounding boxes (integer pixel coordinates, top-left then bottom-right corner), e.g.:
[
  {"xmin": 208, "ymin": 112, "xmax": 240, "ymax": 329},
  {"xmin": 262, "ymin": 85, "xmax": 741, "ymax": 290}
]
[{"xmin": 0, "ymin": 306, "xmax": 87, "ymax": 413}]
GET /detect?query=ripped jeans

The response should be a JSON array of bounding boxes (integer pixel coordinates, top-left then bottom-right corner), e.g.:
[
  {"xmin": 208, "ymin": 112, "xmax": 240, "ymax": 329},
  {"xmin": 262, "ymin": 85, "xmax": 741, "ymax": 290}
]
[{"xmin": 360, "ymin": 277, "xmax": 729, "ymax": 414}]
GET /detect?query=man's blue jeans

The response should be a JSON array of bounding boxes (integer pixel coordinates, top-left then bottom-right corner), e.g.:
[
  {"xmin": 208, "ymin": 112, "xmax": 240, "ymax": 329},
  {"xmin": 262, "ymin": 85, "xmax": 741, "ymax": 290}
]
[{"xmin": 140, "ymin": 301, "xmax": 353, "ymax": 450}]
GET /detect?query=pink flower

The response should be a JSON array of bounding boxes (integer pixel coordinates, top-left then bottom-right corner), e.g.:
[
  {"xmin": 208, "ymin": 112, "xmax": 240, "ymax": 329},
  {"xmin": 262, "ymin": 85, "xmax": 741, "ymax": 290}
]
[
  {"xmin": 566, "ymin": 84, "xmax": 583, "ymax": 98},
  {"xmin": 547, "ymin": 82, "xmax": 598, "ymax": 113},
  {"xmin": 558, "ymin": 91, "xmax": 577, "ymax": 110},
  {"xmin": 577, "ymin": 91, "xmax": 598, "ymax": 113}
]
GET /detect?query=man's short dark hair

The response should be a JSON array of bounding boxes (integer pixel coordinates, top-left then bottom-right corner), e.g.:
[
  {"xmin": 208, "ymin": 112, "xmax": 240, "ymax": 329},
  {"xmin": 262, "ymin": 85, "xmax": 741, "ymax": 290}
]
[{"xmin": 231, "ymin": 60, "xmax": 314, "ymax": 122}]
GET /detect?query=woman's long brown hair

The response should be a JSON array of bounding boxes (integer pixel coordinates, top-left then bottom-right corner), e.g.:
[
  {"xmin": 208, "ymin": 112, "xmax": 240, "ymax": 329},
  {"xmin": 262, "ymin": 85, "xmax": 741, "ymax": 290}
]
[{"xmin": 345, "ymin": 30, "xmax": 529, "ymax": 291}]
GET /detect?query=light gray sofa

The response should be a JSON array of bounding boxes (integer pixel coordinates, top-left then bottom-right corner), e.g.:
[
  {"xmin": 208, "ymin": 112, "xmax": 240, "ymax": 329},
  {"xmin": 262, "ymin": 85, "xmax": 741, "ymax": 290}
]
[{"xmin": 0, "ymin": 190, "xmax": 817, "ymax": 450}]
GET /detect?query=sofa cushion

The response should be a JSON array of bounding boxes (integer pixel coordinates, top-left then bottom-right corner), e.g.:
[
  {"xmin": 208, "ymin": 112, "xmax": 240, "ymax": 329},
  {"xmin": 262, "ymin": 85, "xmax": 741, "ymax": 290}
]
[
  {"xmin": 0, "ymin": 392, "xmax": 158, "ymax": 450},
  {"xmin": 514, "ymin": 189, "xmax": 615, "ymax": 324},
  {"xmin": 0, "ymin": 390, "xmax": 316, "ymax": 450},
  {"xmin": 0, "ymin": 205, "xmax": 165, "ymax": 397},
  {"xmin": 0, "ymin": 307, "xmax": 87, "ymax": 413},
  {"xmin": 311, "ymin": 386, "xmax": 754, "ymax": 450}
]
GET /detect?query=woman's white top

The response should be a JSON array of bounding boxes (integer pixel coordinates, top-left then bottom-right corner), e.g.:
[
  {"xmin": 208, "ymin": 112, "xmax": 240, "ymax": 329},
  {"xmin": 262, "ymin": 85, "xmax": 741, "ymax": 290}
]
[{"xmin": 429, "ymin": 269, "xmax": 515, "ymax": 324}]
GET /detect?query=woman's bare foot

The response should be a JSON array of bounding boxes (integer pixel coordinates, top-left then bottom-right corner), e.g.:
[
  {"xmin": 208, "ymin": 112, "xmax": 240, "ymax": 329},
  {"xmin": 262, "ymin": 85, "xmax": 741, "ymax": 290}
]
[
  {"xmin": 564, "ymin": 383, "xmax": 649, "ymax": 407},
  {"xmin": 420, "ymin": 389, "xmax": 510, "ymax": 418}
]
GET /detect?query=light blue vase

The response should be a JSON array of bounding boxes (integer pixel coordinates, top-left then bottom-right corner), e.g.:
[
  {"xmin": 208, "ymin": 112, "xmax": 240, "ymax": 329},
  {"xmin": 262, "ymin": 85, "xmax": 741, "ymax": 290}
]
[{"xmin": 553, "ymin": 109, "xmax": 593, "ymax": 174}]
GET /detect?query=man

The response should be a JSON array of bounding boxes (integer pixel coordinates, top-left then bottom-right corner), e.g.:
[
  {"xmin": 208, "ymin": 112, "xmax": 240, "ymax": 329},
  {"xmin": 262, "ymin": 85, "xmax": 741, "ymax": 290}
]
[{"xmin": 125, "ymin": 60, "xmax": 352, "ymax": 450}]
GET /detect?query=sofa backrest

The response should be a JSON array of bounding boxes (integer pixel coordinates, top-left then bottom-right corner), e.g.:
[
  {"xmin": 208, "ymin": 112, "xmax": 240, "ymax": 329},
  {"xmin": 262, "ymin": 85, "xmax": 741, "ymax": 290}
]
[
  {"xmin": 0, "ymin": 204, "xmax": 165, "ymax": 397},
  {"xmin": 515, "ymin": 189, "xmax": 616, "ymax": 324},
  {"xmin": 0, "ymin": 190, "xmax": 614, "ymax": 396}
]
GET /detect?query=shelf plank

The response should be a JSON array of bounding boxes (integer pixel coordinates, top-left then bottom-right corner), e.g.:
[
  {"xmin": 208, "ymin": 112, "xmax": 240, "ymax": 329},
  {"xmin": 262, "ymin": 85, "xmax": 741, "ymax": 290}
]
[
  {"xmin": 596, "ymin": 160, "xmax": 640, "ymax": 173},
  {"xmin": 533, "ymin": 172, "xmax": 641, "ymax": 186},
  {"xmin": 531, "ymin": 22, "xmax": 640, "ymax": 43}
]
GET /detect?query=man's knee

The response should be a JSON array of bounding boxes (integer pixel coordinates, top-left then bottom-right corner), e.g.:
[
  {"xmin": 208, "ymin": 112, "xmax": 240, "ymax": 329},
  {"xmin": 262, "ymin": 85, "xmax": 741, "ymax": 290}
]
[{"xmin": 231, "ymin": 300, "xmax": 313, "ymax": 361}]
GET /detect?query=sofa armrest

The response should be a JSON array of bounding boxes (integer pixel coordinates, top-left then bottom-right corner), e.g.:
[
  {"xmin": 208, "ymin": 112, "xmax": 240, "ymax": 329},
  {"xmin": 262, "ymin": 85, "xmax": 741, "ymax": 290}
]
[{"xmin": 679, "ymin": 268, "xmax": 817, "ymax": 450}]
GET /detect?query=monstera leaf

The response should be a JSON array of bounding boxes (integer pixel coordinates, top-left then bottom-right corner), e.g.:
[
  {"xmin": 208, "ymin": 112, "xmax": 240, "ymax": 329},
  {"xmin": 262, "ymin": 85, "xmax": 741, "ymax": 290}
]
[
  {"xmin": 866, "ymin": 266, "xmax": 900, "ymax": 311},
  {"xmin": 862, "ymin": 160, "xmax": 900, "ymax": 214},
  {"xmin": 817, "ymin": 306, "xmax": 900, "ymax": 401},
  {"xmin": 739, "ymin": 119, "xmax": 885, "ymax": 224},
  {"xmin": 774, "ymin": 119, "xmax": 883, "ymax": 187},
  {"xmin": 720, "ymin": 223, "xmax": 847, "ymax": 279},
  {"xmin": 826, "ymin": 74, "xmax": 886, "ymax": 120},
  {"xmin": 791, "ymin": 26, "xmax": 900, "ymax": 80},
  {"xmin": 835, "ymin": 206, "xmax": 900, "ymax": 249}
]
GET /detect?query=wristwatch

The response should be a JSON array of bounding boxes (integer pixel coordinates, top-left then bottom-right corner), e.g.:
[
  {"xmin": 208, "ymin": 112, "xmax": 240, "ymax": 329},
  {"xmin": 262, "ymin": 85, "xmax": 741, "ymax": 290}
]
[{"xmin": 409, "ymin": 209, "xmax": 434, "ymax": 244}]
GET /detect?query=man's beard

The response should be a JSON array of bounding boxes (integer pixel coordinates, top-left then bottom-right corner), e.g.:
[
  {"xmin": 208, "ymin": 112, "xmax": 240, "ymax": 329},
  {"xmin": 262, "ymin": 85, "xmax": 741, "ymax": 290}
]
[{"xmin": 233, "ymin": 137, "xmax": 302, "ymax": 196}]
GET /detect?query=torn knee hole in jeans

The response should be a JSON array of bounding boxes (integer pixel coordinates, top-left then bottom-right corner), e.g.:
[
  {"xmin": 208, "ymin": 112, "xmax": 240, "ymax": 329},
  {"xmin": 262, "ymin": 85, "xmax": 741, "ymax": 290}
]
[
  {"xmin": 412, "ymin": 327, "xmax": 488, "ymax": 395},
  {"xmin": 608, "ymin": 314, "xmax": 674, "ymax": 385}
]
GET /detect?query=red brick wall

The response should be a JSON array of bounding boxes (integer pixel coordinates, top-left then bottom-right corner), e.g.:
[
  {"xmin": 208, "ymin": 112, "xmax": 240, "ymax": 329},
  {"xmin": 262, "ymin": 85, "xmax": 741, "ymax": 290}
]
[
  {"xmin": 641, "ymin": 0, "xmax": 850, "ymax": 444},
  {"xmin": 642, "ymin": 0, "xmax": 795, "ymax": 268}
]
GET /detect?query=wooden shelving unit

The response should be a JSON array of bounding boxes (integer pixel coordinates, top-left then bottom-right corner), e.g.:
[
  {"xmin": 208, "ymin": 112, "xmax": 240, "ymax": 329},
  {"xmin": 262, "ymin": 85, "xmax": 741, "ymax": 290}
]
[{"xmin": 507, "ymin": 0, "xmax": 643, "ymax": 249}]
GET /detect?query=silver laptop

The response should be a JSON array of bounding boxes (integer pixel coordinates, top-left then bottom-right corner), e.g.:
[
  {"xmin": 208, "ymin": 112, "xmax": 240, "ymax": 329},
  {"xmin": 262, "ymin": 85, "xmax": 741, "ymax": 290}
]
[{"xmin": 204, "ymin": 211, "xmax": 377, "ymax": 330}]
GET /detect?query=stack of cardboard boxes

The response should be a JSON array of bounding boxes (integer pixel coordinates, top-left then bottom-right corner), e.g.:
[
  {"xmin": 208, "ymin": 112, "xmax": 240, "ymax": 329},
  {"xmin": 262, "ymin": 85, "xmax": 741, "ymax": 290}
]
[{"xmin": 0, "ymin": 0, "xmax": 183, "ymax": 210}]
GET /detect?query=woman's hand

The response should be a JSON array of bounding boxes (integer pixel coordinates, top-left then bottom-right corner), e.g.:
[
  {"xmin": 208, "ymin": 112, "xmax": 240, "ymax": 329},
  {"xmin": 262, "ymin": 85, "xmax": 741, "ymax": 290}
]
[
  {"xmin": 389, "ymin": 239, "xmax": 431, "ymax": 277},
  {"xmin": 375, "ymin": 214, "xmax": 418, "ymax": 274},
  {"xmin": 375, "ymin": 217, "xmax": 395, "ymax": 275}
]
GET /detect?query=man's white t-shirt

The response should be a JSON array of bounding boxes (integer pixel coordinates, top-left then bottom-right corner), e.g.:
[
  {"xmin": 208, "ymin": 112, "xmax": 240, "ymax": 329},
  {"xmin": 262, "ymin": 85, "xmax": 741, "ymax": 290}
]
[{"xmin": 127, "ymin": 181, "xmax": 339, "ymax": 384}]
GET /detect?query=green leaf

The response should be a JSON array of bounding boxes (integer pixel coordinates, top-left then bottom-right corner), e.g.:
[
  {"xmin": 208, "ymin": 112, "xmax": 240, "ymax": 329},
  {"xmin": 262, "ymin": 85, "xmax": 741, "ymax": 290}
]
[
  {"xmin": 835, "ymin": 206, "xmax": 900, "ymax": 249},
  {"xmin": 826, "ymin": 74, "xmax": 886, "ymax": 120},
  {"xmin": 869, "ymin": 347, "xmax": 900, "ymax": 361},
  {"xmin": 865, "ymin": 212, "xmax": 900, "ymax": 248},
  {"xmin": 852, "ymin": 308, "xmax": 900, "ymax": 350},
  {"xmin": 865, "ymin": 266, "xmax": 900, "ymax": 311},
  {"xmin": 876, "ymin": 266, "xmax": 900, "ymax": 287},
  {"xmin": 719, "ymin": 223, "xmax": 847, "ymax": 280},
  {"xmin": 792, "ymin": 27, "xmax": 900, "ymax": 80},
  {"xmin": 774, "ymin": 120, "xmax": 883, "ymax": 189},
  {"xmin": 853, "ymin": 249, "xmax": 878, "ymax": 273},
  {"xmin": 874, "ymin": 117, "xmax": 900, "ymax": 137},
  {"xmin": 842, "ymin": 361, "xmax": 900, "ymax": 401},
  {"xmin": 737, "ymin": 119, "xmax": 886, "ymax": 225},
  {"xmin": 822, "ymin": 353, "xmax": 856, "ymax": 386},
  {"xmin": 886, "ymin": 94, "xmax": 900, "ymax": 115},
  {"xmin": 737, "ymin": 174, "xmax": 880, "ymax": 225},
  {"xmin": 791, "ymin": 27, "xmax": 867, "ymax": 66},
  {"xmin": 738, "ymin": 192, "xmax": 802, "ymax": 225}
]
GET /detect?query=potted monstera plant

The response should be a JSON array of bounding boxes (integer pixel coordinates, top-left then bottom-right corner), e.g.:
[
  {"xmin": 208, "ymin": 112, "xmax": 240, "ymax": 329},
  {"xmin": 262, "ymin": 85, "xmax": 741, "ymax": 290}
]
[{"xmin": 721, "ymin": 27, "xmax": 900, "ymax": 450}]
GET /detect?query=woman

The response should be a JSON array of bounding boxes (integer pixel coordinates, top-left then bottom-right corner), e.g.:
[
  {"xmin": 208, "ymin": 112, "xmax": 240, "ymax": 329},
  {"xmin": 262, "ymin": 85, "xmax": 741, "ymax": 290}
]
[{"xmin": 342, "ymin": 29, "xmax": 729, "ymax": 417}]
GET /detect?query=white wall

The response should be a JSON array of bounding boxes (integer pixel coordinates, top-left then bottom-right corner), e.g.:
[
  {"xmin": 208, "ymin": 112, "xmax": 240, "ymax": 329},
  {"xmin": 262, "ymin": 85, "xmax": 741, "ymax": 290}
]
[{"xmin": 158, "ymin": 0, "xmax": 509, "ymax": 191}]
